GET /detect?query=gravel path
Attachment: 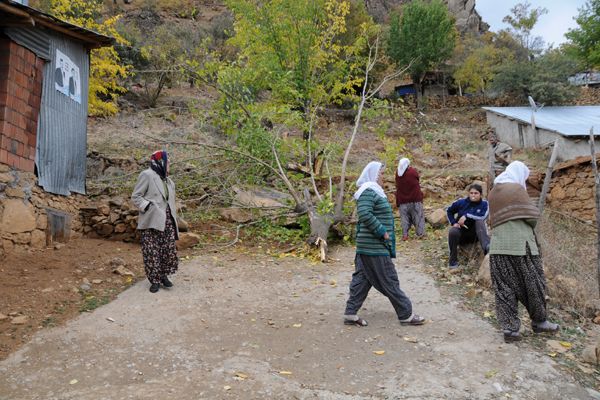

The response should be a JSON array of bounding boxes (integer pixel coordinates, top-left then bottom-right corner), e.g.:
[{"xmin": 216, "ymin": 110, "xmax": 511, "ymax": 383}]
[{"xmin": 0, "ymin": 246, "xmax": 591, "ymax": 399}]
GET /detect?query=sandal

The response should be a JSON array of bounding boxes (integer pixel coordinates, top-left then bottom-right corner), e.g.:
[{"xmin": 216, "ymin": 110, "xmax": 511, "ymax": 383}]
[
  {"xmin": 532, "ymin": 321, "xmax": 560, "ymax": 334},
  {"xmin": 503, "ymin": 329, "xmax": 521, "ymax": 343},
  {"xmin": 400, "ymin": 314, "xmax": 426, "ymax": 326},
  {"xmin": 344, "ymin": 317, "xmax": 368, "ymax": 327}
]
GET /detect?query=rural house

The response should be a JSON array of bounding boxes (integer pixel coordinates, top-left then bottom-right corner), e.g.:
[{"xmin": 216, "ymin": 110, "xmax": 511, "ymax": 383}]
[
  {"xmin": 0, "ymin": 0, "xmax": 112, "ymax": 195},
  {"xmin": 483, "ymin": 106, "xmax": 600, "ymax": 162},
  {"xmin": 0, "ymin": 0, "xmax": 113, "ymax": 253}
]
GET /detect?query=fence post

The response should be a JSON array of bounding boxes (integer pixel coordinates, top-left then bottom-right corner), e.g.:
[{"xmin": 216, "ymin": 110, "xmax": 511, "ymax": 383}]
[
  {"xmin": 588, "ymin": 127, "xmax": 600, "ymax": 297},
  {"xmin": 538, "ymin": 139, "xmax": 559, "ymax": 216}
]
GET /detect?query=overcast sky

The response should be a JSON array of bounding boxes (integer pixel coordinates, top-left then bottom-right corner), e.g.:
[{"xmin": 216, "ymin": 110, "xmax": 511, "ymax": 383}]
[{"xmin": 475, "ymin": 0, "xmax": 587, "ymax": 47}]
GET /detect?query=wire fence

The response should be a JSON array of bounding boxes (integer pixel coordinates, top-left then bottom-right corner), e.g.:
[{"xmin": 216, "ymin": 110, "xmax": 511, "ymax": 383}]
[{"xmin": 537, "ymin": 208, "xmax": 598, "ymax": 315}]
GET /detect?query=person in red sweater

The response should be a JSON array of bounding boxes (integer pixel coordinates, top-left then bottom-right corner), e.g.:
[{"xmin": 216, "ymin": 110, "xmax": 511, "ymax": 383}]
[{"xmin": 395, "ymin": 158, "xmax": 425, "ymax": 241}]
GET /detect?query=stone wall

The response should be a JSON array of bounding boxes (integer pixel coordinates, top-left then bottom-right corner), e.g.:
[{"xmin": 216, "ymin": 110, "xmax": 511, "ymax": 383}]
[
  {"xmin": 0, "ymin": 165, "xmax": 85, "ymax": 255},
  {"xmin": 546, "ymin": 160, "xmax": 597, "ymax": 223},
  {"xmin": 80, "ymin": 197, "xmax": 140, "ymax": 242}
]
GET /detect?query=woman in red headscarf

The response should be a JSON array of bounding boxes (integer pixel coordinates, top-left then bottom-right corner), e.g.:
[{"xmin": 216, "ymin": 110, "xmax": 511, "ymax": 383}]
[{"xmin": 132, "ymin": 150, "xmax": 180, "ymax": 293}]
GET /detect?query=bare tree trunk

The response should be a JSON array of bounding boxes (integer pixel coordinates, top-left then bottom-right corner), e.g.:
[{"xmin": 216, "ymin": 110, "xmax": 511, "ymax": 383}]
[
  {"xmin": 304, "ymin": 189, "xmax": 333, "ymax": 262},
  {"xmin": 538, "ymin": 139, "xmax": 559, "ymax": 215},
  {"xmin": 414, "ymin": 80, "xmax": 423, "ymax": 109}
]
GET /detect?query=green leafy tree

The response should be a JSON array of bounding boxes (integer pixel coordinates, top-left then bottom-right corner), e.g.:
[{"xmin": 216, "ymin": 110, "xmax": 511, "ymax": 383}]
[
  {"xmin": 453, "ymin": 41, "xmax": 511, "ymax": 96},
  {"xmin": 566, "ymin": 0, "xmax": 600, "ymax": 69},
  {"xmin": 387, "ymin": 0, "xmax": 457, "ymax": 108},
  {"xmin": 222, "ymin": 0, "xmax": 370, "ymax": 123},
  {"xmin": 492, "ymin": 48, "xmax": 578, "ymax": 105},
  {"xmin": 502, "ymin": 1, "xmax": 548, "ymax": 55}
]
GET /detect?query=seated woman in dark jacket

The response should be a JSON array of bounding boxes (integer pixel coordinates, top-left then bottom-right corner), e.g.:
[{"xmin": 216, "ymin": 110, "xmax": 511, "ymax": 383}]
[{"xmin": 446, "ymin": 183, "xmax": 490, "ymax": 269}]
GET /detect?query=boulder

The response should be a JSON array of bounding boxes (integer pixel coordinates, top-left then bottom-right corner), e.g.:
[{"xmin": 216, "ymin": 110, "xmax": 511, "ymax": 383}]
[
  {"xmin": 219, "ymin": 207, "xmax": 254, "ymax": 223},
  {"xmin": 30, "ymin": 229, "xmax": 47, "ymax": 248},
  {"xmin": 97, "ymin": 203, "xmax": 110, "ymax": 216},
  {"xmin": 98, "ymin": 224, "xmax": 114, "ymax": 236},
  {"xmin": 177, "ymin": 232, "xmax": 201, "ymax": 250},
  {"xmin": 36, "ymin": 214, "xmax": 48, "ymax": 230},
  {"xmin": 0, "ymin": 199, "xmax": 36, "ymax": 233},
  {"xmin": 113, "ymin": 265, "xmax": 134, "ymax": 277},
  {"xmin": 109, "ymin": 257, "xmax": 126, "ymax": 267},
  {"xmin": 233, "ymin": 186, "xmax": 291, "ymax": 209},
  {"xmin": 426, "ymin": 208, "xmax": 447, "ymax": 228},
  {"xmin": 5, "ymin": 187, "xmax": 25, "ymax": 198},
  {"xmin": 582, "ymin": 341, "xmax": 600, "ymax": 365},
  {"xmin": 11, "ymin": 315, "xmax": 28, "ymax": 325},
  {"xmin": 114, "ymin": 223, "xmax": 127, "ymax": 233},
  {"xmin": 477, "ymin": 254, "xmax": 491, "ymax": 287}
]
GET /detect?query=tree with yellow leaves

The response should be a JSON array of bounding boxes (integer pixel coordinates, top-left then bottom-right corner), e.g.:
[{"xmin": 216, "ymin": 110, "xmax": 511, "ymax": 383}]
[{"xmin": 42, "ymin": 0, "xmax": 129, "ymax": 116}]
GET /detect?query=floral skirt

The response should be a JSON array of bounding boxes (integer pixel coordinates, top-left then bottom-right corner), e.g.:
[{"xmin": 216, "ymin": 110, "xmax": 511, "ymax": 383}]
[{"xmin": 140, "ymin": 207, "xmax": 179, "ymax": 284}]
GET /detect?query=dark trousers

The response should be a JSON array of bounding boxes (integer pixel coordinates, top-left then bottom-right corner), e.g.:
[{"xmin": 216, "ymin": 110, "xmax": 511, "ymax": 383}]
[
  {"xmin": 344, "ymin": 254, "xmax": 412, "ymax": 320},
  {"xmin": 448, "ymin": 219, "xmax": 490, "ymax": 266},
  {"xmin": 490, "ymin": 246, "xmax": 547, "ymax": 332}
]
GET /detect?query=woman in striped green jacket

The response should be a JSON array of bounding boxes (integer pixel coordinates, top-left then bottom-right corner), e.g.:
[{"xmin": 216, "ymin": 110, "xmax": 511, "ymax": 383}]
[{"xmin": 344, "ymin": 161, "xmax": 425, "ymax": 327}]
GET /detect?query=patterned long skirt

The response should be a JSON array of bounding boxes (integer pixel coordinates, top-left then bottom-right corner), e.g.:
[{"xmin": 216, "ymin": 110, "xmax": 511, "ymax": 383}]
[
  {"xmin": 490, "ymin": 245, "xmax": 547, "ymax": 332},
  {"xmin": 398, "ymin": 201, "xmax": 425, "ymax": 237},
  {"xmin": 140, "ymin": 207, "xmax": 179, "ymax": 284}
]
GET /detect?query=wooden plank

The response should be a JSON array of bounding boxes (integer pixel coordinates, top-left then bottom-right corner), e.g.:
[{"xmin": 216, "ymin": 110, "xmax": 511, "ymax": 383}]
[
  {"xmin": 538, "ymin": 139, "xmax": 559, "ymax": 215},
  {"xmin": 588, "ymin": 127, "xmax": 600, "ymax": 297}
]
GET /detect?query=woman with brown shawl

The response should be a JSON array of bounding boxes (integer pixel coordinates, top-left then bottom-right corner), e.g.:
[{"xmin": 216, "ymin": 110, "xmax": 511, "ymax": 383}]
[{"xmin": 488, "ymin": 161, "xmax": 559, "ymax": 343}]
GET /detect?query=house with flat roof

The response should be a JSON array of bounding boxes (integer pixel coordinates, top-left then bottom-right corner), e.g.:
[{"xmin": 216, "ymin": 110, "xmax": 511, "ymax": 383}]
[{"xmin": 483, "ymin": 106, "xmax": 600, "ymax": 161}]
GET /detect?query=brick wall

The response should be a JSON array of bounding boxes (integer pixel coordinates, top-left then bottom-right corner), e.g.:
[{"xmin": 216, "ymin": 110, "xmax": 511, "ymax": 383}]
[{"xmin": 0, "ymin": 38, "xmax": 44, "ymax": 173}]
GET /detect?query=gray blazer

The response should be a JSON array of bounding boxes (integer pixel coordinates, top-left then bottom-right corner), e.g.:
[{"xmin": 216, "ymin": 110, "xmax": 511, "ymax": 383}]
[{"xmin": 131, "ymin": 168, "xmax": 179, "ymax": 238}]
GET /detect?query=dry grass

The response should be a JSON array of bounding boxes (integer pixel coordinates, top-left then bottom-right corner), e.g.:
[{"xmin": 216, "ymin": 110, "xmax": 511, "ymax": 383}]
[{"xmin": 538, "ymin": 208, "xmax": 599, "ymax": 315}]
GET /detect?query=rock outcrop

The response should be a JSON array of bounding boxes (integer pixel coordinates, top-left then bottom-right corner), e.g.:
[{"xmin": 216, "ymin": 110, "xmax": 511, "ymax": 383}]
[{"xmin": 363, "ymin": 0, "xmax": 487, "ymax": 33}]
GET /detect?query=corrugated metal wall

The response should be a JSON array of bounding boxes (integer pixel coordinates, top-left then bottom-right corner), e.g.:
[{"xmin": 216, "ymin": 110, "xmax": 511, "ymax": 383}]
[{"xmin": 37, "ymin": 30, "xmax": 89, "ymax": 195}]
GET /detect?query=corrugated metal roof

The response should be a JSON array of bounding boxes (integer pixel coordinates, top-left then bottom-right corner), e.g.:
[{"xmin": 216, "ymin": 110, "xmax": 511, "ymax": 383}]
[
  {"xmin": 0, "ymin": 0, "xmax": 113, "ymax": 49},
  {"xmin": 483, "ymin": 106, "xmax": 600, "ymax": 137},
  {"xmin": 4, "ymin": 27, "xmax": 50, "ymax": 59}
]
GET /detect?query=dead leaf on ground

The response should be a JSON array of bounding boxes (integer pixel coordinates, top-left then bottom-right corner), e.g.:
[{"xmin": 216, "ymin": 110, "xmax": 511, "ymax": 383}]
[
  {"xmin": 547, "ymin": 340, "xmax": 570, "ymax": 353},
  {"xmin": 485, "ymin": 370, "xmax": 498, "ymax": 378}
]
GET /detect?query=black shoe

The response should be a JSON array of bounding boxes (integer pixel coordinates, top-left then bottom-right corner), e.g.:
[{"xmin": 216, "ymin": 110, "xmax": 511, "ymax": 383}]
[
  {"xmin": 149, "ymin": 283, "xmax": 160, "ymax": 293},
  {"xmin": 161, "ymin": 276, "xmax": 173, "ymax": 288}
]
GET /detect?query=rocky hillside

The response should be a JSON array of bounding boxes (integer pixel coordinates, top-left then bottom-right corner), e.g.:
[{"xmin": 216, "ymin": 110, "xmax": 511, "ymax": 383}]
[{"xmin": 362, "ymin": 0, "xmax": 486, "ymax": 32}]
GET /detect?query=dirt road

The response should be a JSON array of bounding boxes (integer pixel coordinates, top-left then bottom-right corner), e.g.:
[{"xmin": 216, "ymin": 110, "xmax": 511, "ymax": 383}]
[{"xmin": 0, "ymin": 246, "xmax": 592, "ymax": 399}]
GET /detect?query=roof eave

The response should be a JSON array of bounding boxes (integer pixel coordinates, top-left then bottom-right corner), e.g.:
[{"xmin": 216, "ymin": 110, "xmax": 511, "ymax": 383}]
[{"xmin": 0, "ymin": 1, "xmax": 114, "ymax": 49}]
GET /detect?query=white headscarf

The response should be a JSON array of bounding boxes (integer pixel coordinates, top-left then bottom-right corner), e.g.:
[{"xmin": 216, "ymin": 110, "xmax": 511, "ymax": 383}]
[
  {"xmin": 354, "ymin": 161, "xmax": 386, "ymax": 200},
  {"xmin": 397, "ymin": 158, "xmax": 410, "ymax": 177},
  {"xmin": 494, "ymin": 160, "xmax": 529, "ymax": 189}
]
